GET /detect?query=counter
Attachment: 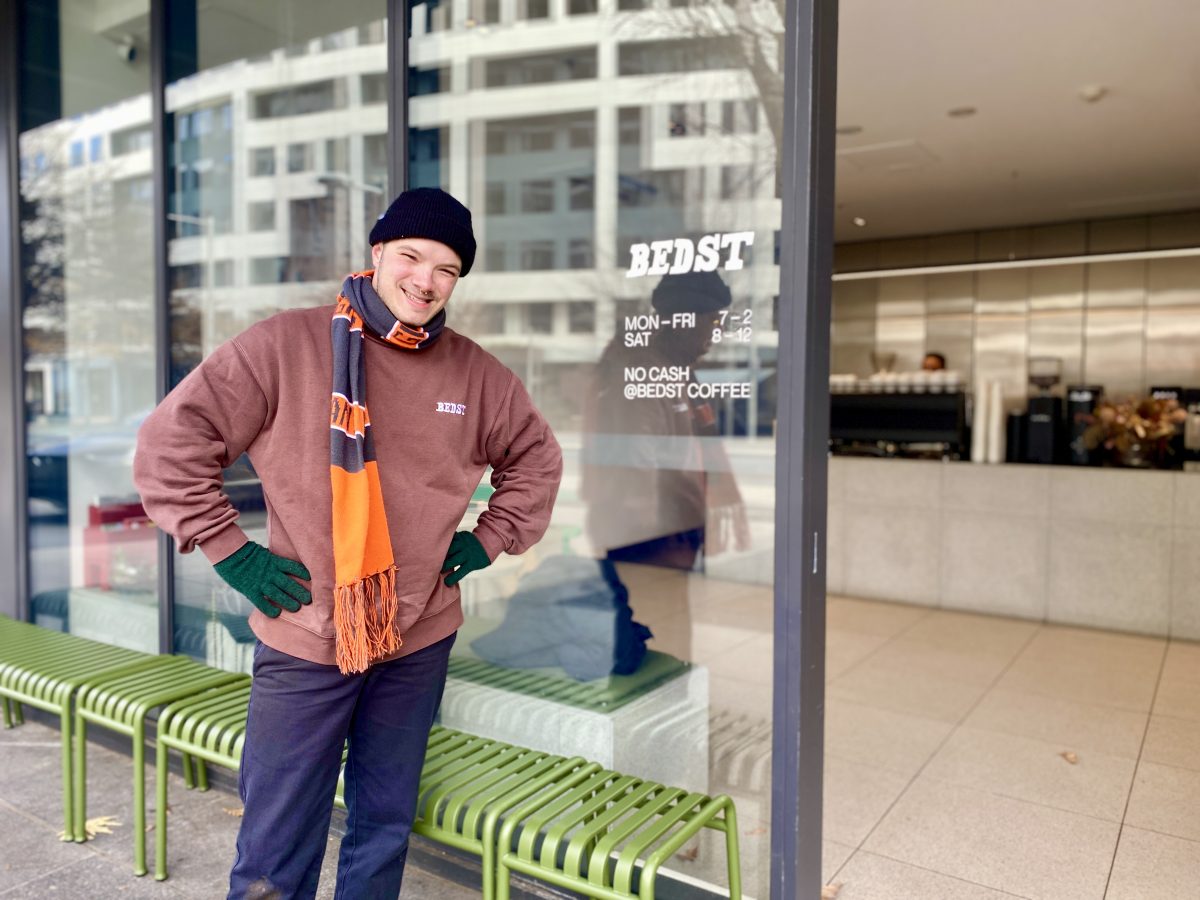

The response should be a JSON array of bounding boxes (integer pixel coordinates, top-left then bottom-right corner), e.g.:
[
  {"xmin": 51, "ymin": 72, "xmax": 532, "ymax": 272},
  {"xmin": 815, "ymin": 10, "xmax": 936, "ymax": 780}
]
[{"xmin": 826, "ymin": 457, "xmax": 1200, "ymax": 639}]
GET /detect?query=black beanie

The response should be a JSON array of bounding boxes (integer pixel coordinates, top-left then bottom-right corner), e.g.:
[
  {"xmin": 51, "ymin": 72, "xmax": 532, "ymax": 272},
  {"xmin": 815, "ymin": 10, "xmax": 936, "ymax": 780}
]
[
  {"xmin": 369, "ymin": 187, "xmax": 477, "ymax": 276},
  {"xmin": 650, "ymin": 270, "xmax": 732, "ymax": 314}
]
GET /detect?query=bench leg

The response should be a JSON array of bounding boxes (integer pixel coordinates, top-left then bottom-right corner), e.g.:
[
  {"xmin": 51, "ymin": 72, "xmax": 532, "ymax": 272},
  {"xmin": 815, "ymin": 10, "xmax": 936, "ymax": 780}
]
[
  {"xmin": 133, "ymin": 718, "xmax": 148, "ymax": 876},
  {"xmin": 155, "ymin": 738, "xmax": 170, "ymax": 881},
  {"xmin": 182, "ymin": 752, "xmax": 195, "ymax": 789},
  {"xmin": 724, "ymin": 804, "xmax": 742, "ymax": 900},
  {"xmin": 58, "ymin": 704, "xmax": 73, "ymax": 840},
  {"xmin": 2, "ymin": 697, "xmax": 11, "ymax": 728},
  {"xmin": 72, "ymin": 712, "xmax": 88, "ymax": 842},
  {"xmin": 13, "ymin": 701, "xmax": 23, "ymax": 725},
  {"xmin": 197, "ymin": 757, "xmax": 209, "ymax": 791}
]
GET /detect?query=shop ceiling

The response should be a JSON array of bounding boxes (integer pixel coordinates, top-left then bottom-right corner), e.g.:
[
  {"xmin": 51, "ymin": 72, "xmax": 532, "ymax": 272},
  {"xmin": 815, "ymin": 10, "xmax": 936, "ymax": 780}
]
[{"xmin": 835, "ymin": 0, "xmax": 1200, "ymax": 240}]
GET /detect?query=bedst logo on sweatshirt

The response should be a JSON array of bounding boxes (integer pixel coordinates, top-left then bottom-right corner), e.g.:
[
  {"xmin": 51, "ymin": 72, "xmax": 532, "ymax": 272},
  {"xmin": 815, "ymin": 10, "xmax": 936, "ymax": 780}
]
[{"xmin": 436, "ymin": 401, "xmax": 467, "ymax": 416}]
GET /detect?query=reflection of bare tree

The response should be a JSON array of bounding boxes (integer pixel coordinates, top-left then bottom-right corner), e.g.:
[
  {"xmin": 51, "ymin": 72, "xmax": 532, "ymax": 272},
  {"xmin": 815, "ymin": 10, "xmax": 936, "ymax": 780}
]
[{"xmin": 616, "ymin": 0, "xmax": 785, "ymax": 156}]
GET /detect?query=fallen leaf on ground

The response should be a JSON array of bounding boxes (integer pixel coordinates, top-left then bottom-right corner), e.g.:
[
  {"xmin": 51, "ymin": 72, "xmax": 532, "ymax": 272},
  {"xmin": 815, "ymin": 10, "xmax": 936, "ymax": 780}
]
[
  {"xmin": 1060, "ymin": 751, "xmax": 1079, "ymax": 765},
  {"xmin": 677, "ymin": 845, "xmax": 699, "ymax": 862},
  {"xmin": 224, "ymin": 807, "xmax": 245, "ymax": 818},
  {"xmin": 821, "ymin": 883, "xmax": 843, "ymax": 899},
  {"xmin": 746, "ymin": 826, "xmax": 767, "ymax": 836},
  {"xmin": 57, "ymin": 815, "xmax": 121, "ymax": 840}
]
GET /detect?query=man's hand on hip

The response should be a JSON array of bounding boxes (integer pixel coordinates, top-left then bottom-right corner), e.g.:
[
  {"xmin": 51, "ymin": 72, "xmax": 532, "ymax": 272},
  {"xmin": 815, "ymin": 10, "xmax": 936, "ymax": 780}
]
[
  {"xmin": 213, "ymin": 541, "xmax": 312, "ymax": 618},
  {"xmin": 442, "ymin": 532, "xmax": 491, "ymax": 587}
]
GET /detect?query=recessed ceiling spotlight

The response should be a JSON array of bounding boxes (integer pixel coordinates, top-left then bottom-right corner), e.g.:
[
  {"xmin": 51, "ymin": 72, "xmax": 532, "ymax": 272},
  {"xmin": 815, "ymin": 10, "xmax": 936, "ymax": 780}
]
[
  {"xmin": 852, "ymin": 217, "xmax": 867, "ymax": 227},
  {"xmin": 1078, "ymin": 84, "xmax": 1109, "ymax": 103},
  {"xmin": 947, "ymin": 106, "xmax": 977, "ymax": 118},
  {"xmin": 836, "ymin": 125, "xmax": 863, "ymax": 136}
]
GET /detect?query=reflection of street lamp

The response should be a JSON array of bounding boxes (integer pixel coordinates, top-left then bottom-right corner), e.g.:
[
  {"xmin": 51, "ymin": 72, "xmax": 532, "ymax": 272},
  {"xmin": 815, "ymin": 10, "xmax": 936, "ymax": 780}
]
[{"xmin": 316, "ymin": 173, "xmax": 385, "ymax": 275}]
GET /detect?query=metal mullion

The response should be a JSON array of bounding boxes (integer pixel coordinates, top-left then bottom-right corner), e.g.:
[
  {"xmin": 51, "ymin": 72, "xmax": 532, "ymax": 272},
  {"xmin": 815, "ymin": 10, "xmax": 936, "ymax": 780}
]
[
  {"xmin": 150, "ymin": 0, "xmax": 176, "ymax": 655},
  {"xmin": 388, "ymin": 0, "xmax": 409, "ymax": 193},
  {"xmin": 0, "ymin": 0, "xmax": 30, "ymax": 623},
  {"xmin": 771, "ymin": 0, "xmax": 838, "ymax": 898}
]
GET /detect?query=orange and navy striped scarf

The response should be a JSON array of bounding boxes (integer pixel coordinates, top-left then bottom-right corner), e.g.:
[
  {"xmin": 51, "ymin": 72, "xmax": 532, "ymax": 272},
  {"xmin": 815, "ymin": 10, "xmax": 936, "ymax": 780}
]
[{"xmin": 330, "ymin": 270, "xmax": 445, "ymax": 674}]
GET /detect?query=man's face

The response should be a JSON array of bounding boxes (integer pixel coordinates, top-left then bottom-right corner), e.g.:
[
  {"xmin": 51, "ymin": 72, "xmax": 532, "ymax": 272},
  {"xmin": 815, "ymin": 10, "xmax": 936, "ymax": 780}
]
[{"xmin": 370, "ymin": 237, "xmax": 461, "ymax": 326}]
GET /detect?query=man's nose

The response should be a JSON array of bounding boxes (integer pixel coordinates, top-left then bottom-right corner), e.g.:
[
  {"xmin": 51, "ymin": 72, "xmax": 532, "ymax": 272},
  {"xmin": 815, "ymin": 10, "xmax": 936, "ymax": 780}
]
[{"xmin": 411, "ymin": 267, "xmax": 434, "ymax": 293}]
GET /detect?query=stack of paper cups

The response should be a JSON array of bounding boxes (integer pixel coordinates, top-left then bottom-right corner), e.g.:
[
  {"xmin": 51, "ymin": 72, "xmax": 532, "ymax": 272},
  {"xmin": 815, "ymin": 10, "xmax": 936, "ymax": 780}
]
[
  {"xmin": 971, "ymin": 381, "xmax": 990, "ymax": 463},
  {"xmin": 986, "ymin": 380, "xmax": 1005, "ymax": 464}
]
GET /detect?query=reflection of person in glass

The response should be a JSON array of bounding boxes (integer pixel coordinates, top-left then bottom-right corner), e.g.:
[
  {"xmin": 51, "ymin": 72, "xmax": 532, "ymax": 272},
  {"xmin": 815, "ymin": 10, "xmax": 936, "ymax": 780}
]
[
  {"xmin": 582, "ymin": 271, "xmax": 750, "ymax": 654},
  {"xmin": 134, "ymin": 188, "xmax": 562, "ymax": 899}
]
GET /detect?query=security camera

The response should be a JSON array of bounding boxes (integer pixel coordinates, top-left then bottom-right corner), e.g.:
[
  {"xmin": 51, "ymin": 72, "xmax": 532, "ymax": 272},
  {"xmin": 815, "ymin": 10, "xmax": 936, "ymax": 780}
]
[{"xmin": 116, "ymin": 36, "xmax": 137, "ymax": 63}]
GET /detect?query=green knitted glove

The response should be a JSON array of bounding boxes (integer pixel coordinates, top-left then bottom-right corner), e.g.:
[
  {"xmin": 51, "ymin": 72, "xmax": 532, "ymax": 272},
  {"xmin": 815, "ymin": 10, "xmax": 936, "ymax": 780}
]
[
  {"xmin": 442, "ymin": 532, "xmax": 491, "ymax": 587},
  {"xmin": 213, "ymin": 541, "xmax": 312, "ymax": 618}
]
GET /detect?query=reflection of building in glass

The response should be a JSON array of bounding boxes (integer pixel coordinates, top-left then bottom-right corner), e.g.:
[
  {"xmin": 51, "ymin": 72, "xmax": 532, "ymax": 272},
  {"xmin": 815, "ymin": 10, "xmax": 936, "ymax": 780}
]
[{"xmin": 408, "ymin": 0, "xmax": 784, "ymax": 434}]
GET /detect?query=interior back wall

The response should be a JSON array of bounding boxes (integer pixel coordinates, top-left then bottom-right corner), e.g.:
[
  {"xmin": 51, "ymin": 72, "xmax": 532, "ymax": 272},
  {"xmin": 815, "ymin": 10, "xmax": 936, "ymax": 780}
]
[{"xmin": 832, "ymin": 210, "xmax": 1200, "ymax": 403}]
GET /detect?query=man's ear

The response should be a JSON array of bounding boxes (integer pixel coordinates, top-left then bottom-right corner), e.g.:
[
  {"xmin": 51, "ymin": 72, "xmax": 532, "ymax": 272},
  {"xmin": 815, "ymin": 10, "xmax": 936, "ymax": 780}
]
[{"xmin": 370, "ymin": 242, "xmax": 384, "ymax": 267}]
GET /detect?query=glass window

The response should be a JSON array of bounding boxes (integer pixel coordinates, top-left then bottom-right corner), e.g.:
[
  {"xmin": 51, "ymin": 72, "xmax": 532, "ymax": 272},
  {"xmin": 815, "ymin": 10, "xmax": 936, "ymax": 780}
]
[
  {"xmin": 526, "ymin": 302, "xmax": 555, "ymax": 333},
  {"xmin": 166, "ymin": 0, "xmax": 389, "ymax": 670},
  {"xmin": 569, "ymin": 175, "xmax": 594, "ymax": 210},
  {"xmin": 287, "ymin": 142, "xmax": 313, "ymax": 172},
  {"xmin": 486, "ymin": 182, "xmax": 507, "ymax": 214},
  {"xmin": 19, "ymin": 0, "xmax": 158, "ymax": 651},
  {"xmin": 521, "ymin": 179, "xmax": 555, "ymax": 213},
  {"xmin": 361, "ymin": 72, "xmax": 388, "ymax": 104},
  {"xmin": 568, "ymin": 300, "xmax": 596, "ymax": 332},
  {"xmin": 480, "ymin": 48, "xmax": 597, "ymax": 88},
  {"xmin": 568, "ymin": 237, "xmax": 594, "ymax": 269},
  {"xmin": 411, "ymin": 5, "xmax": 783, "ymax": 893},
  {"xmin": 248, "ymin": 201, "xmax": 277, "ymax": 231},
  {"xmin": 522, "ymin": 0, "xmax": 550, "ymax": 19},
  {"xmin": 250, "ymin": 147, "xmax": 276, "ymax": 177}
]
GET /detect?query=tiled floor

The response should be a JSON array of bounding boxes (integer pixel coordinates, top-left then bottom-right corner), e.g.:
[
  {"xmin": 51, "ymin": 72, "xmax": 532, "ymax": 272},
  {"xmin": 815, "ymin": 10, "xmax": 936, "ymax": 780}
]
[{"xmin": 642, "ymin": 574, "xmax": 1200, "ymax": 900}]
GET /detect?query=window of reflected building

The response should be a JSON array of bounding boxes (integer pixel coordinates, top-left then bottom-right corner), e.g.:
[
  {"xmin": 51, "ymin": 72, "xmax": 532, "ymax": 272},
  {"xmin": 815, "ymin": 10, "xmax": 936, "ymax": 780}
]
[
  {"xmin": 164, "ymin": 0, "xmax": 388, "ymax": 670},
  {"xmin": 409, "ymin": 0, "xmax": 784, "ymax": 892},
  {"xmin": 19, "ymin": 0, "xmax": 159, "ymax": 652}
]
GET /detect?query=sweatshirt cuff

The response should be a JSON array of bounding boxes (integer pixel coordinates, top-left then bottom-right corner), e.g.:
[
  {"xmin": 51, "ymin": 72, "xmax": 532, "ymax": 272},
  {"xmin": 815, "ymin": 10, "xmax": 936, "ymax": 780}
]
[
  {"xmin": 472, "ymin": 523, "xmax": 507, "ymax": 563},
  {"xmin": 199, "ymin": 524, "xmax": 252, "ymax": 565}
]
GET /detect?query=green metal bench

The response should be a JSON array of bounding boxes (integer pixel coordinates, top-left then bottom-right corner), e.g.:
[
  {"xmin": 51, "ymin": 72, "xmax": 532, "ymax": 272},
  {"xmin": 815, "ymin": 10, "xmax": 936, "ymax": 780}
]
[
  {"xmin": 0, "ymin": 615, "xmax": 158, "ymax": 837},
  {"xmin": 73, "ymin": 656, "xmax": 244, "ymax": 875},
  {"xmin": 153, "ymin": 677, "xmax": 253, "ymax": 880},
  {"xmin": 495, "ymin": 768, "xmax": 741, "ymax": 900},
  {"xmin": 335, "ymin": 727, "xmax": 602, "ymax": 900}
]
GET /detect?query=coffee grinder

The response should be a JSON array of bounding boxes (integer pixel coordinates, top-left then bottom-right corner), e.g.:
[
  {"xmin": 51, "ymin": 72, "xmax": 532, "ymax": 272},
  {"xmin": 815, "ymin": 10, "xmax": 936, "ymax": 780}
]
[{"xmin": 1024, "ymin": 357, "xmax": 1063, "ymax": 465}]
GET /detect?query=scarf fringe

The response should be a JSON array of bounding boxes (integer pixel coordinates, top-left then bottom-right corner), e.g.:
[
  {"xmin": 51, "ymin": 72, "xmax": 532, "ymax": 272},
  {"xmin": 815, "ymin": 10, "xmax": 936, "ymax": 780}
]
[{"xmin": 333, "ymin": 566, "xmax": 402, "ymax": 674}]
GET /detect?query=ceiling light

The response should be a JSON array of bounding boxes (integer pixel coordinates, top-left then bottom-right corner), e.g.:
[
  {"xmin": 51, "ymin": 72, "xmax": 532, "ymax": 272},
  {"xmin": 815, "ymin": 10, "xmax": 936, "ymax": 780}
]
[
  {"xmin": 836, "ymin": 125, "xmax": 863, "ymax": 136},
  {"xmin": 1078, "ymin": 85, "xmax": 1109, "ymax": 103},
  {"xmin": 852, "ymin": 217, "xmax": 867, "ymax": 227},
  {"xmin": 947, "ymin": 106, "xmax": 977, "ymax": 118}
]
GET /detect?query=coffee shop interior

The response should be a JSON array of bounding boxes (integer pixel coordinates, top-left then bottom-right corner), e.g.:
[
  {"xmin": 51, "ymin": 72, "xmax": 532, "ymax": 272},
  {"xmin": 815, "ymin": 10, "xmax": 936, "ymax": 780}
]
[{"xmin": 812, "ymin": 1, "xmax": 1200, "ymax": 896}]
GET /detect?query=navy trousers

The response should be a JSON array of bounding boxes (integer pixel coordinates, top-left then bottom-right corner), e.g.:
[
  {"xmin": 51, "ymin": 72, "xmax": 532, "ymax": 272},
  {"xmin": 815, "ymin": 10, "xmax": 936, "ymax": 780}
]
[{"xmin": 227, "ymin": 633, "xmax": 456, "ymax": 900}]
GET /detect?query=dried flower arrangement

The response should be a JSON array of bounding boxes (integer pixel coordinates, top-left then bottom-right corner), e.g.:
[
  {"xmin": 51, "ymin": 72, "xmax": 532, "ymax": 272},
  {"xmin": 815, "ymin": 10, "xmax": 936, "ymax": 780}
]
[{"xmin": 1082, "ymin": 396, "xmax": 1187, "ymax": 467}]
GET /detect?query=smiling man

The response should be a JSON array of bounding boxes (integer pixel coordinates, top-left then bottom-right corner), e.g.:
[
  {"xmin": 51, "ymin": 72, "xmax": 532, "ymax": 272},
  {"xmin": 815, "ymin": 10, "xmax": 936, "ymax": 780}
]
[{"xmin": 134, "ymin": 187, "xmax": 562, "ymax": 899}]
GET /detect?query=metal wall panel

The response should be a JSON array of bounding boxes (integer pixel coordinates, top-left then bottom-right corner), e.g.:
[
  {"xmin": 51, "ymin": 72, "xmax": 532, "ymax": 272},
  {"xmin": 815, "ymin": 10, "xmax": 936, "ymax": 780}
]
[
  {"xmin": 1030, "ymin": 222, "xmax": 1087, "ymax": 258},
  {"xmin": 978, "ymin": 226, "xmax": 1031, "ymax": 262},
  {"xmin": 830, "ymin": 318, "xmax": 876, "ymax": 376},
  {"xmin": 1145, "ymin": 257, "xmax": 1200, "ymax": 389},
  {"xmin": 1029, "ymin": 265, "xmax": 1085, "ymax": 387},
  {"xmin": 875, "ymin": 275, "xmax": 925, "ymax": 370},
  {"xmin": 1149, "ymin": 211, "xmax": 1200, "ymax": 249},
  {"xmin": 925, "ymin": 232, "xmax": 976, "ymax": 265},
  {"xmin": 974, "ymin": 269, "xmax": 1028, "ymax": 401},
  {"xmin": 1145, "ymin": 308, "xmax": 1200, "ymax": 390},
  {"xmin": 1088, "ymin": 216, "xmax": 1148, "ymax": 253},
  {"xmin": 831, "ymin": 277, "xmax": 877, "ymax": 321}
]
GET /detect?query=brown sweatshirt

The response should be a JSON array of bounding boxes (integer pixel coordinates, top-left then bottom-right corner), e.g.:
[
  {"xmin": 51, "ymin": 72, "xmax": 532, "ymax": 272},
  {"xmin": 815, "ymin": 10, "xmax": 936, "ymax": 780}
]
[{"xmin": 133, "ymin": 304, "xmax": 562, "ymax": 666}]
